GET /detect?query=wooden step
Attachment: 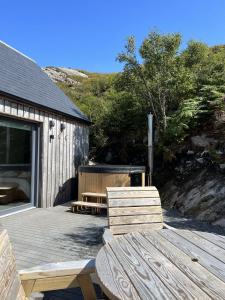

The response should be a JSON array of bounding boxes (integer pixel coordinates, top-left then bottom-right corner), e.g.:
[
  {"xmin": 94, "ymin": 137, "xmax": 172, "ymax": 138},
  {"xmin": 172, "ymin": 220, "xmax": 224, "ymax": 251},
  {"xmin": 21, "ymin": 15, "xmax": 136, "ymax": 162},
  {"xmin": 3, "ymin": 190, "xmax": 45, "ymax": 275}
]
[
  {"xmin": 71, "ymin": 201, "xmax": 107, "ymax": 209},
  {"xmin": 0, "ymin": 194, "xmax": 9, "ymax": 204},
  {"xmin": 0, "ymin": 184, "xmax": 18, "ymax": 195},
  {"xmin": 71, "ymin": 201, "xmax": 107, "ymax": 214},
  {"xmin": 82, "ymin": 192, "xmax": 107, "ymax": 198},
  {"xmin": 0, "ymin": 183, "xmax": 18, "ymax": 189},
  {"xmin": 0, "ymin": 186, "xmax": 16, "ymax": 191}
]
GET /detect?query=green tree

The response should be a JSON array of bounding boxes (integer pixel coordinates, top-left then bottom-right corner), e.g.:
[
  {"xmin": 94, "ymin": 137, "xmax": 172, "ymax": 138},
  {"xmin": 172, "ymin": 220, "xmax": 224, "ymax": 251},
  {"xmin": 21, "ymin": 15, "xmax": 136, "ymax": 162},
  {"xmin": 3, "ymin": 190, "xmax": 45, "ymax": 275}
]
[
  {"xmin": 117, "ymin": 31, "xmax": 194, "ymax": 135},
  {"xmin": 58, "ymin": 33, "xmax": 225, "ymax": 165}
]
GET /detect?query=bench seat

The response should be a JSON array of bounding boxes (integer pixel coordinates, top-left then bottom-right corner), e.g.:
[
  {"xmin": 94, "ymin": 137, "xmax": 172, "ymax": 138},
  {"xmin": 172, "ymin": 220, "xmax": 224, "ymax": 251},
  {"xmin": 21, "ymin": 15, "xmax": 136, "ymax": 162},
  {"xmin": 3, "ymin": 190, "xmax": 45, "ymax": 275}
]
[
  {"xmin": 71, "ymin": 201, "xmax": 107, "ymax": 213},
  {"xmin": 82, "ymin": 192, "xmax": 106, "ymax": 198}
]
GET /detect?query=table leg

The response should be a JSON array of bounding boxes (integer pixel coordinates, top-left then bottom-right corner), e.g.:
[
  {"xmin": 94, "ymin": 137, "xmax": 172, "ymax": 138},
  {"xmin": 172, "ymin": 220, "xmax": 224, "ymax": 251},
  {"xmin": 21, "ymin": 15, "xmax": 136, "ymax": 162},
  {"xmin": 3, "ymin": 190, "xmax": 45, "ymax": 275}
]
[{"xmin": 97, "ymin": 197, "xmax": 100, "ymax": 214}]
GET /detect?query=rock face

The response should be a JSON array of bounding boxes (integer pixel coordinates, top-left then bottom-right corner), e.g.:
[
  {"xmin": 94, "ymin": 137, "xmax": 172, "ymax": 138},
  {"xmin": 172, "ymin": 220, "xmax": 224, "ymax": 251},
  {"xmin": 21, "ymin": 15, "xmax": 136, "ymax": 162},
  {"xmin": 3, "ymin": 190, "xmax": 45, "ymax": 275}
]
[
  {"xmin": 161, "ymin": 169, "xmax": 225, "ymax": 225},
  {"xmin": 43, "ymin": 66, "xmax": 88, "ymax": 85},
  {"xmin": 160, "ymin": 124, "xmax": 225, "ymax": 227}
]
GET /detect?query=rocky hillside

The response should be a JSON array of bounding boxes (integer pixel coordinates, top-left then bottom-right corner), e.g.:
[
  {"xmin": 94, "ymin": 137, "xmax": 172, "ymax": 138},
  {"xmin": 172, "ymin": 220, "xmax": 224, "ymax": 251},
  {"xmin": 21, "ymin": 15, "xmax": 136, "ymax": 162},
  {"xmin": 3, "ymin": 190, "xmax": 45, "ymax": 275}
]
[
  {"xmin": 43, "ymin": 66, "xmax": 88, "ymax": 85},
  {"xmin": 160, "ymin": 111, "xmax": 225, "ymax": 227}
]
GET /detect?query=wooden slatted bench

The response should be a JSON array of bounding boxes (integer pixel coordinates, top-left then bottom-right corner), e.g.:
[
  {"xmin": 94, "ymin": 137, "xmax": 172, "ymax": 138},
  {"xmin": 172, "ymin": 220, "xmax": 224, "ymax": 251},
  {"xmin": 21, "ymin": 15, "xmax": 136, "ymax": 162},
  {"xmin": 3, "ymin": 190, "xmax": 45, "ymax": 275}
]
[
  {"xmin": 82, "ymin": 192, "xmax": 107, "ymax": 203},
  {"xmin": 104, "ymin": 186, "xmax": 163, "ymax": 237},
  {"xmin": 71, "ymin": 201, "xmax": 107, "ymax": 211},
  {"xmin": 0, "ymin": 228, "xmax": 102, "ymax": 300},
  {"xmin": 71, "ymin": 192, "xmax": 107, "ymax": 214},
  {"xmin": 81, "ymin": 192, "xmax": 106, "ymax": 203},
  {"xmin": 71, "ymin": 192, "xmax": 107, "ymax": 213}
]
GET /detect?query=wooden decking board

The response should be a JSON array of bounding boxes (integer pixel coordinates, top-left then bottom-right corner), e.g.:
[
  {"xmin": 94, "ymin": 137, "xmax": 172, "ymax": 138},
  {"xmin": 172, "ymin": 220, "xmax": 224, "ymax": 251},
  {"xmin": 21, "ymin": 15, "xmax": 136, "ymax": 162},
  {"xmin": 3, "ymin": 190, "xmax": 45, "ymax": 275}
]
[
  {"xmin": 194, "ymin": 231, "xmax": 225, "ymax": 250},
  {"xmin": 143, "ymin": 231, "xmax": 225, "ymax": 300},
  {"xmin": 12, "ymin": 243, "xmax": 75, "ymax": 263},
  {"xmin": 175, "ymin": 230, "xmax": 225, "ymax": 263},
  {"xmin": 218, "ymin": 234, "xmax": 225, "ymax": 241},
  {"xmin": 96, "ymin": 246, "xmax": 141, "ymax": 300},
  {"xmin": 109, "ymin": 237, "xmax": 176, "ymax": 299},
  {"xmin": 126, "ymin": 233, "xmax": 211, "ymax": 300},
  {"xmin": 1, "ymin": 206, "xmax": 106, "ymax": 271},
  {"xmin": 160, "ymin": 229, "xmax": 225, "ymax": 283},
  {"xmin": 10, "ymin": 235, "xmax": 80, "ymax": 254},
  {"xmin": 6, "ymin": 231, "xmax": 80, "ymax": 246}
]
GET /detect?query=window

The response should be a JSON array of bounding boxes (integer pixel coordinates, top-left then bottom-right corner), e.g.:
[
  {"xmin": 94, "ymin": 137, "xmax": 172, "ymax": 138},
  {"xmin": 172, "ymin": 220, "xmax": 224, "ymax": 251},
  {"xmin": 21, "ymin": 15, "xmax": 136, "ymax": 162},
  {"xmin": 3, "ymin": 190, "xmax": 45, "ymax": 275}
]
[{"xmin": 0, "ymin": 120, "xmax": 31, "ymax": 164}]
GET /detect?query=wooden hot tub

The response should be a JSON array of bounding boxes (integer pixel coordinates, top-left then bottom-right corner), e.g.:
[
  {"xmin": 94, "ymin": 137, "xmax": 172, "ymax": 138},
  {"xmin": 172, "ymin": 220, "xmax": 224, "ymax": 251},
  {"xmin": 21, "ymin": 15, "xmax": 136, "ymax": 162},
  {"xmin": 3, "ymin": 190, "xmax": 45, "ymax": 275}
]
[{"xmin": 78, "ymin": 165, "xmax": 145, "ymax": 201}]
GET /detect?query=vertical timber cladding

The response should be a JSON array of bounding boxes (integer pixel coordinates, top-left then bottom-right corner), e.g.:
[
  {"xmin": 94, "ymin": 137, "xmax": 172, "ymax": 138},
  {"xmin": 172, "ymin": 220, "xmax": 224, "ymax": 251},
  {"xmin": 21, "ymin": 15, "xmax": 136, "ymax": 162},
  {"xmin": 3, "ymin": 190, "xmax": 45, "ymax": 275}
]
[{"xmin": 0, "ymin": 96, "xmax": 89, "ymax": 208}]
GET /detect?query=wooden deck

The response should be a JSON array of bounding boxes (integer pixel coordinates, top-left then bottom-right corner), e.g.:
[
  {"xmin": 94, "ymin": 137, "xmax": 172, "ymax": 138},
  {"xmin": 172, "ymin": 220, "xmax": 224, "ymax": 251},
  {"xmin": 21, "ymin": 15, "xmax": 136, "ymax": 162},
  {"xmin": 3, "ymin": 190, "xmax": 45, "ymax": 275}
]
[
  {"xmin": 0, "ymin": 205, "xmax": 106, "ymax": 300},
  {"xmin": 96, "ymin": 228, "xmax": 225, "ymax": 299},
  {"xmin": 0, "ymin": 205, "xmax": 106, "ymax": 269}
]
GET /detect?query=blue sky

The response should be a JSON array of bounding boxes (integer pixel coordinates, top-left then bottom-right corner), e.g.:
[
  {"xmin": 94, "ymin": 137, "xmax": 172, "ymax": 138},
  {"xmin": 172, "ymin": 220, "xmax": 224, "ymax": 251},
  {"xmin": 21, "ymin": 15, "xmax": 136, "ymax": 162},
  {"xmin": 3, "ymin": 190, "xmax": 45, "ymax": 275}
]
[{"xmin": 1, "ymin": 0, "xmax": 225, "ymax": 72}]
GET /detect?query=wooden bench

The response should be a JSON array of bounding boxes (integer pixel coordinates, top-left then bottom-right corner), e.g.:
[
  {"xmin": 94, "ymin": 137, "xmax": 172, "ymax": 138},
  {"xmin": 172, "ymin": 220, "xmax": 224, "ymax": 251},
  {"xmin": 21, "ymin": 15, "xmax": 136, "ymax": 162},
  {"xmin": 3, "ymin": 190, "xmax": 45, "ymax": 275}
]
[
  {"xmin": 0, "ymin": 228, "xmax": 102, "ymax": 300},
  {"xmin": 103, "ymin": 186, "xmax": 163, "ymax": 242},
  {"xmin": 71, "ymin": 201, "xmax": 107, "ymax": 213},
  {"xmin": 71, "ymin": 192, "xmax": 107, "ymax": 214},
  {"xmin": 82, "ymin": 192, "xmax": 107, "ymax": 201}
]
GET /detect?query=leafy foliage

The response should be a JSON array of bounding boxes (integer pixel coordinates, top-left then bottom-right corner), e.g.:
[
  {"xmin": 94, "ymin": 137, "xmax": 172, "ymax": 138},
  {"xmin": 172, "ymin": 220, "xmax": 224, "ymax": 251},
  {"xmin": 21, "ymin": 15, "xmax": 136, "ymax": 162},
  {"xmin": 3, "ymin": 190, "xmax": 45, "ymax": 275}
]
[
  {"xmin": 58, "ymin": 32, "xmax": 225, "ymax": 165},
  {"xmin": 117, "ymin": 32, "xmax": 194, "ymax": 132}
]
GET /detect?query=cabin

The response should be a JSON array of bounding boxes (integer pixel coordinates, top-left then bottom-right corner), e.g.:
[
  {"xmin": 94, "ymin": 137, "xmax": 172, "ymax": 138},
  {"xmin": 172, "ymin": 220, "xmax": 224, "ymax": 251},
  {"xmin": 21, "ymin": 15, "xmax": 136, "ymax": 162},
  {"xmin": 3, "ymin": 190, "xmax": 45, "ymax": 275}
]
[{"xmin": 0, "ymin": 41, "xmax": 90, "ymax": 216}]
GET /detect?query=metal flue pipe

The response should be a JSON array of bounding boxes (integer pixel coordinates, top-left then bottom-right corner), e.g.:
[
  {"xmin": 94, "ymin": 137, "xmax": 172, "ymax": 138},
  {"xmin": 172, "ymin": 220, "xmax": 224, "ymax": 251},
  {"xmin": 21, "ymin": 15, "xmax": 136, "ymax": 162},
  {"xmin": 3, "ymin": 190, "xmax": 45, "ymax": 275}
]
[{"xmin": 147, "ymin": 113, "xmax": 153, "ymax": 186}]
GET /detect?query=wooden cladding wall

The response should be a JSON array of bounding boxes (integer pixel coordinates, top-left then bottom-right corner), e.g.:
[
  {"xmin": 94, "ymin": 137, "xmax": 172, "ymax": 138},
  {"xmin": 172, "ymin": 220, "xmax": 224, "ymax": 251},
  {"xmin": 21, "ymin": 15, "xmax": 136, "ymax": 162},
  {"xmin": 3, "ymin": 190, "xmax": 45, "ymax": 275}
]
[{"xmin": 0, "ymin": 96, "xmax": 89, "ymax": 208}]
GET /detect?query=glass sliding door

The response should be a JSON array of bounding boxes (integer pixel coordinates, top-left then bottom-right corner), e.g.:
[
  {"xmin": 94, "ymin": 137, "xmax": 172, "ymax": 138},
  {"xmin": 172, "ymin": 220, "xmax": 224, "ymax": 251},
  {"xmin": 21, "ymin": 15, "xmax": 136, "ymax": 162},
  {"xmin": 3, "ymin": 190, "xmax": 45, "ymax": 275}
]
[{"xmin": 0, "ymin": 117, "xmax": 38, "ymax": 215}]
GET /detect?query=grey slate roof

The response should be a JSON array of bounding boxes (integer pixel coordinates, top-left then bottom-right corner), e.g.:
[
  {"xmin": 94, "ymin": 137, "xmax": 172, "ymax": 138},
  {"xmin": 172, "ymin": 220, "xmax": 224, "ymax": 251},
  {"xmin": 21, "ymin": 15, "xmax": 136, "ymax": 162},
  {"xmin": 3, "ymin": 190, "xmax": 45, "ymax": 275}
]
[{"xmin": 0, "ymin": 41, "xmax": 89, "ymax": 122}]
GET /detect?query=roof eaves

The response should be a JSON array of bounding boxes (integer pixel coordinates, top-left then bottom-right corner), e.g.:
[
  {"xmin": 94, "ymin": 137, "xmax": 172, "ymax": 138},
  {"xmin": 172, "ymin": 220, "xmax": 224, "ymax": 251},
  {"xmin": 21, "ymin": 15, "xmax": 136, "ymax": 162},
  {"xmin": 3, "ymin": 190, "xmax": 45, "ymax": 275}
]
[{"xmin": 0, "ymin": 90, "xmax": 91, "ymax": 125}]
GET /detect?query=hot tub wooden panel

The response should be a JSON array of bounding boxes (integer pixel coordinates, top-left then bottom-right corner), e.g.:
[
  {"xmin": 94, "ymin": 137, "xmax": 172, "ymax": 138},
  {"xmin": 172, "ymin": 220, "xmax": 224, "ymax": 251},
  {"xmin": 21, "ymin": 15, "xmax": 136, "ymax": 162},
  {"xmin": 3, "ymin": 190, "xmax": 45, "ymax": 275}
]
[{"xmin": 78, "ymin": 165, "xmax": 145, "ymax": 201}]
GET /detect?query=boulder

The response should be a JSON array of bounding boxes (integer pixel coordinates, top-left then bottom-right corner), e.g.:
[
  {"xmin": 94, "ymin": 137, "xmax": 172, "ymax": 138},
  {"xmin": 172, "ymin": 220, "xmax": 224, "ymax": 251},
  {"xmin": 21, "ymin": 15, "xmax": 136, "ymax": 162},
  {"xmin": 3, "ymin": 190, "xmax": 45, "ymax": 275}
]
[{"xmin": 191, "ymin": 134, "xmax": 216, "ymax": 148}]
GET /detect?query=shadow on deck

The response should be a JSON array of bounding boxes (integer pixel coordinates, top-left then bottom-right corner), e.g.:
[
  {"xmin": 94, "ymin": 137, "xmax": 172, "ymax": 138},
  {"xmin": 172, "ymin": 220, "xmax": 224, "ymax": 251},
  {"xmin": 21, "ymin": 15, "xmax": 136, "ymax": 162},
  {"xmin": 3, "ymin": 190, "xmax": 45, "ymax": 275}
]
[{"xmin": 163, "ymin": 208, "xmax": 225, "ymax": 236}]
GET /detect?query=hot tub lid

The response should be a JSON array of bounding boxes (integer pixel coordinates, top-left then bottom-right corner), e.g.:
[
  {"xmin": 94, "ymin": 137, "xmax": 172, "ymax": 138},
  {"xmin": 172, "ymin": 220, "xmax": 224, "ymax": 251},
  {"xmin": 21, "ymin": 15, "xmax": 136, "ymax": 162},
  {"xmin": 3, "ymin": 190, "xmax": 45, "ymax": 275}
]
[{"xmin": 79, "ymin": 165, "xmax": 145, "ymax": 174}]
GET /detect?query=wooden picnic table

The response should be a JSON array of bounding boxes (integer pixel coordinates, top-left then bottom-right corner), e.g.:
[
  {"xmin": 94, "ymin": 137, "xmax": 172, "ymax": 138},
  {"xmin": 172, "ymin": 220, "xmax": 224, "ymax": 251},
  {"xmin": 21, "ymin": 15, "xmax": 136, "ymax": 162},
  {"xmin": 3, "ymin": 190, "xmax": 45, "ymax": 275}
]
[{"xmin": 96, "ymin": 228, "xmax": 225, "ymax": 300}]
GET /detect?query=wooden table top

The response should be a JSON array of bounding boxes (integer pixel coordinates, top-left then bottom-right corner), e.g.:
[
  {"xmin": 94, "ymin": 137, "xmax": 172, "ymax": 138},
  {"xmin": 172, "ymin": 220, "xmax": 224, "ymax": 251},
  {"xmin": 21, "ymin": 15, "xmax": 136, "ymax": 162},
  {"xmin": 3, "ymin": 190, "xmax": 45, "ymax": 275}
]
[{"xmin": 96, "ymin": 228, "xmax": 225, "ymax": 300}]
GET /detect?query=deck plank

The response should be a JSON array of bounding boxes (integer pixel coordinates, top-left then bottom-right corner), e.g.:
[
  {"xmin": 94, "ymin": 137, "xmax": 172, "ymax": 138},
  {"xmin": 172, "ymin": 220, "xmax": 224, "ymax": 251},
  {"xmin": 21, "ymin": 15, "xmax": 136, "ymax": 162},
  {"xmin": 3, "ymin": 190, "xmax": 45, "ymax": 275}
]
[
  {"xmin": 160, "ymin": 229, "xmax": 225, "ymax": 282},
  {"xmin": 126, "ymin": 233, "xmax": 211, "ymax": 300},
  {"xmin": 143, "ymin": 231, "xmax": 225, "ymax": 300}
]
